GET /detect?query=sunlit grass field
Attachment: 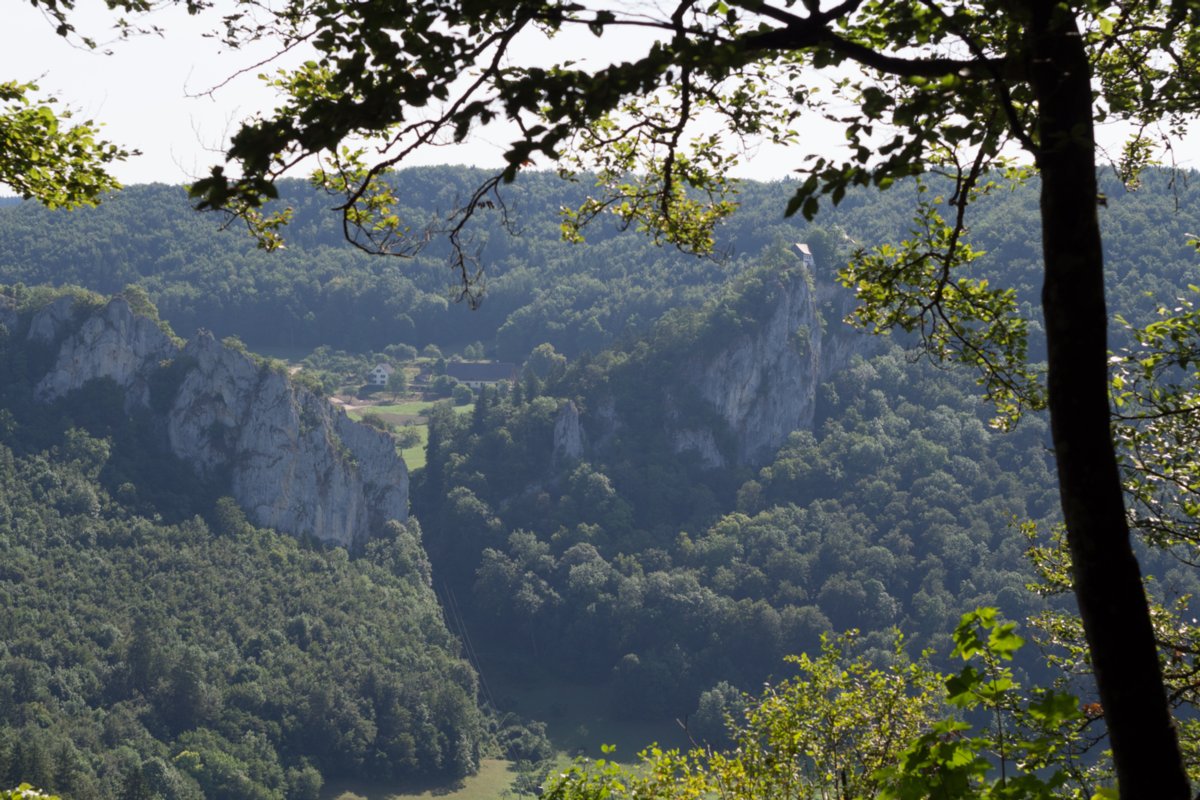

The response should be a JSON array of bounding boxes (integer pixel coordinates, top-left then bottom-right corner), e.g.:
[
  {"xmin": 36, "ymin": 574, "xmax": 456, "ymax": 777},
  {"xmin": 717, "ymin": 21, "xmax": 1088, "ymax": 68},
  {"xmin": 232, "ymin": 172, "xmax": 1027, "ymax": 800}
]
[
  {"xmin": 400, "ymin": 426, "xmax": 429, "ymax": 470},
  {"xmin": 345, "ymin": 399, "xmax": 472, "ymax": 471}
]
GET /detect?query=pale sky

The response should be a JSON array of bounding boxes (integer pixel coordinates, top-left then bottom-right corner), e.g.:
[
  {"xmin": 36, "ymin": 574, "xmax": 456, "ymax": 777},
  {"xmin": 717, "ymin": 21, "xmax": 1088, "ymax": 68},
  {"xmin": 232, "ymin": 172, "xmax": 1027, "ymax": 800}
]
[
  {"xmin": 2, "ymin": 1, "xmax": 1197, "ymax": 194},
  {"xmin": 1, "ymin": 1, "xmax": 563, "ymax": 188},
  {"xmin": 0, "ymin": 1, "xmax": 874, "ymax": 193}
]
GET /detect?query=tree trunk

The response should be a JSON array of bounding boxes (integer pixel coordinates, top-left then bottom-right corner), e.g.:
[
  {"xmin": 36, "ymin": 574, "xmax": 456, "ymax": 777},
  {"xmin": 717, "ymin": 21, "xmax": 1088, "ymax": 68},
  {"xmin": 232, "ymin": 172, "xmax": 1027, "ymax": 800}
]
[{"xmin": 1026, "ymin": 2, "xmax": 1190, "ymax": 796}]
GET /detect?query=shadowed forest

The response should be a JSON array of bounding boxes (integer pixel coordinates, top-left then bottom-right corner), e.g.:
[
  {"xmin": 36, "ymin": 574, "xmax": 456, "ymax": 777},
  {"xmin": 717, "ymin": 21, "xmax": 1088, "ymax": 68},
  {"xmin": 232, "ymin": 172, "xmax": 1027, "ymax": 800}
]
[{"xmin": 3, "ymin": 167, "xmax": 1200, "ymax": 798}]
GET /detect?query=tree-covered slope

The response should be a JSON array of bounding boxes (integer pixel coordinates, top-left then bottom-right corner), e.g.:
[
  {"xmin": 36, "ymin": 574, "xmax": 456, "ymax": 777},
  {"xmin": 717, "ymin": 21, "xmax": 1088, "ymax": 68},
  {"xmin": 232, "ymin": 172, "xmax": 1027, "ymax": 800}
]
[
  {"xmin": 0, "ymin": 169, "xmax": 731, "ymax": 357},
  {"xmin": 1, "ymin": 167, "xmax": 1196, "ymax": 363},
  {"xmin": 0, "ymin": 295, "xmax": 487, "ymax": 800},
  {"xmin": 412, "ymin": 279, "xmax": 1063, "ymax": 716},
  {"xmin": 3, "ymin": 165, "xmax": 1200, "ymax": 778}
]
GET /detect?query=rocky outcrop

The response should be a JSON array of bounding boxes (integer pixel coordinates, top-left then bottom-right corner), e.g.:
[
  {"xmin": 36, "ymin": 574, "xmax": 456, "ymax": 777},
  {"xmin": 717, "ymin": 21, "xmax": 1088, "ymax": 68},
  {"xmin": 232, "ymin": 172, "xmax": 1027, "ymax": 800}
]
[
  {"xmin": 552, "ymin": 400, "xmax": 586, "ymax": 465},
  {"xmin": 27, "ymin": 296, "xmax": 79, "ymax": 344},
  {"xmin": 670, "ymin": 427, "xmax": 725, "ymax": 469},
  {"xmin": 816, "ymin": 272, "xmax": 865, "ymax": 381},
  {"xmin": 676, "ymin": 267, "xmax": 825, "ymax": 466},
  {"xmin": 30, "ymin": 297, "xmax": 407, "ymax": 548},
  {"xmin": 559, "ymin": 245, "xmax": 871, "ymax": 470},
  {"xmin": 34, "ymin": 298, "xmax": 177, "ymax": 410}
]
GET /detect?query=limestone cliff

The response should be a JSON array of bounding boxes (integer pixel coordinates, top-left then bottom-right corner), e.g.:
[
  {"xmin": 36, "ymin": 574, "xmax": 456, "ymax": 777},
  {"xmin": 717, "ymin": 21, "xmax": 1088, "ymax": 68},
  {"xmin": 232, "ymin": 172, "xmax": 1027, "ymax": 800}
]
[
  {"xmin": 553, "ymin": 245, "xmax": 870, "ymax": 469},
  {"xmin": 674, "ymin": 266, "xmax": 824, "ymax": 466},
  {"xmin": 30, "ymin": 296, "xmax": 407, "ymax": 548},
  {"xmin": 552, "ymin": 400, "xmax": 587, "ymax": 466},
  {"xmin": 33, "ymin": 296, "xmax": 177, "ymax": 410}
]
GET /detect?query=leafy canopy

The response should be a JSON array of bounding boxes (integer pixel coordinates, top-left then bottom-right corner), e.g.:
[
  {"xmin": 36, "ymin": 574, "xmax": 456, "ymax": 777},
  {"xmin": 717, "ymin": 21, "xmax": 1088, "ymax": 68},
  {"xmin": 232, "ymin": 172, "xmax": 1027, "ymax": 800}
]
[
  {"xmin": 543, "ymin": 610, "xmax": 1099, "ymax": 800},
  {"xmin": 0, "ymin": 80, "xmax": 128, "ymax": 208},
  {"xmin": 180, "ymin": 0, "xmax": 1200, "ymax": 791},
  {"xmin": 183, "ymin": 0, "xmax": 1193, "ymax": 417}
]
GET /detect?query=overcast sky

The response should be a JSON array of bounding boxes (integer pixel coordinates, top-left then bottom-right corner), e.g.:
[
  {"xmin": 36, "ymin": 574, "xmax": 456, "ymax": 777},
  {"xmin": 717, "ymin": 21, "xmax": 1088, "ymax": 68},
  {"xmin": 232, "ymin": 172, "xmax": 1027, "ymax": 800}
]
[{"xmin": 2, "ymin": 1, "xmax": 1198, "ymax": 195}]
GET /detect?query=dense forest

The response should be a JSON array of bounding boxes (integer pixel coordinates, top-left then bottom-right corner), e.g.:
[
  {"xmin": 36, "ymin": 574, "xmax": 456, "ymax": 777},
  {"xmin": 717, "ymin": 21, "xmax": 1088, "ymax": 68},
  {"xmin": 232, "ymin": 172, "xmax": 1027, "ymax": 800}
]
[
  {"xmin": 412, "ymin": 296, "xmax": 1064, "ymax": 714},
  {"xmin": 2, "ymin": 167, "xmax": 1196, "ymax": 361},
  {"xmin": 0, "ymin": 290, "xmax": 535, "ymax": 799},
  {"xmin": 3, "ymin": 166, "xmax": 1200, "ymax": 796}
]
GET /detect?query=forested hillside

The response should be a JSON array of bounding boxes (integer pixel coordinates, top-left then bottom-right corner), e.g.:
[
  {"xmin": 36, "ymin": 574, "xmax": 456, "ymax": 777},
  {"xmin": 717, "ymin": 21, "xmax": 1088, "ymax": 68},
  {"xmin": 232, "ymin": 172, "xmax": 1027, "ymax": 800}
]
[
  {"xmin": 2, "ymin": 167, "xmax": 1195, "ymax": 360},
  {"xmin": 0, "ymin": 169, "xmax": 731, "ymax": 357},
  {"xmin": 0, "ymin": 292, "xmax": 488, "ymax": 799},
  {"xmin": 3, "ymin": 166, "xmax": 1200, "ymax": 796},
  {"xmin": 413, "ymin": 308, "xmax": 1064, "ymax": 716}
]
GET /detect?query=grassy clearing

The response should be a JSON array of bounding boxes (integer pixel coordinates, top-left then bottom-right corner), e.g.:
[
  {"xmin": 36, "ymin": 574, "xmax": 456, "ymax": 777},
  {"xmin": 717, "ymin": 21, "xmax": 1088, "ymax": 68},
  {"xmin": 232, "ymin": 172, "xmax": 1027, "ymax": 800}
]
[
  {"xmin": 343, "ymin": 400, "xmax": 472, "ymax": 472},
  {"xmin": 321, "ymin": 758, "xmax": 516, "ymax": 800},
  {"xmin": 348, "ymin": 410, "xmax": 419, "ymax": 428},
  {"xmin": 401, "ymin": 426, "xmax": 429, "ymax": 470},
  {"xmin": 354, "ymin": 400, "xmax": 475, "ymax": 417},
  {"xmin": 369, "ymin": 400, "xmax": 435, "ymax": 416}
]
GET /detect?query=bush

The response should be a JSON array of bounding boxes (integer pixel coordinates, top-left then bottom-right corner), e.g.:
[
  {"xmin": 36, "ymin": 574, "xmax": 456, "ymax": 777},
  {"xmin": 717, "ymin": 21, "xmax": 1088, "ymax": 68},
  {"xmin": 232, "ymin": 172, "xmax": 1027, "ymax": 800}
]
[
  {"xmin": 285, "ymin": 765, "xmax": 323, "ymax": 800},
  {"xmin": 2, "ymin": 787, "xmax": 61, "ymax": 800},
  {"xmin": 395, "ymin": 425, "xmax": 422, "ymax": 448},
  {"xmin": 498, "ymin": 721, "xmax": 554, "ymax": 763},
  {"xmin": 691, "ymin": 681, "xmax": 745, "ymax": 748},
  {"xmin": 386, "ymin": 343, "xmax": 419, "ymax": 361},
  {"xmin": 431, "ymin": 375, "xmax": 456, "ymax": 397},
  {"xmin": 359, "ymin": 412, "xmax": 395, "ymax": 433}
]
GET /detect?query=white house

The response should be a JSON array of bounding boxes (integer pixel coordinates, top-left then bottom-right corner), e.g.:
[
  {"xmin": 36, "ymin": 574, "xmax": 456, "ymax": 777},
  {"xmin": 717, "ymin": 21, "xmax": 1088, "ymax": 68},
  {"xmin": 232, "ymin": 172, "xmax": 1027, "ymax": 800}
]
[
  {"xmin": 793, "ymin": 242, "xmax": 815, "ymax": 269},
  {"xmin": 368, "ymin": 363, "xmax": 396, "ymax": 386}
]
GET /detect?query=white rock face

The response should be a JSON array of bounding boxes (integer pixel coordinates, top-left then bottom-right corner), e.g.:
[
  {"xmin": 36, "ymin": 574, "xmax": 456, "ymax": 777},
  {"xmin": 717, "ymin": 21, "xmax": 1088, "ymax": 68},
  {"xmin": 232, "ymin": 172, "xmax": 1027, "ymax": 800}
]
[
  {"xmin": 167, "ymin": 332, "xmax": 408, "ymax": 547},
  {"xmin": 29, "ymin": 297, "xmax": 407, "ymax": 548},
  {"xmin": 552, "ymin": 400, "xmax": 587, "ymax": 465},
  {"xmin": 679, "ymin": 268, "xmax": 825, "ymax": 466},
  {"xmin": 564, "ymin": 255, "xmax": 871, "ymax": 470},
  {"xmin": 27, "ymin": 296, "xmax": 79, "ymax": 343},
  {"xmin": 35, "ymin": 298, "xmax": 176, "ymax": 409},
  {"xmin": 670, "ymin": 427, "xmax": 725, "ymax": 469}
]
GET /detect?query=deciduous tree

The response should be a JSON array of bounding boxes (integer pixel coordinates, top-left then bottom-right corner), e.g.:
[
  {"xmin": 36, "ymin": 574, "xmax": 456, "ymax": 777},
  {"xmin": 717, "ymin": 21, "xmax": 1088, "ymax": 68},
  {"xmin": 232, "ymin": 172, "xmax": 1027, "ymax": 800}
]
[
  {"xmin": 386, "ymin": 367, "xmax": 408, "ymax": 399},
  {"xmin": 0, "ymin": 81, "xmax": 127, "ymax": 207},
  {"xmin": 180, "ymin": 0, "xmax": 1200, "ymax": 794},
  {"xmin": 4, "ymin": 1, "xmax": 208, "ymax": 207}
]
